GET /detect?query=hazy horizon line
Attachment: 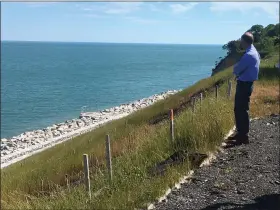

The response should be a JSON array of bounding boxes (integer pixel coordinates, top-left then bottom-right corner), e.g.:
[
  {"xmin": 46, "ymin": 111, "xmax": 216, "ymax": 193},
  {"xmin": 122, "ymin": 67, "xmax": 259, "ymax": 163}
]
[{"xmin": 2, "ymin": 40, "xmax": 224, "ymax": 46}]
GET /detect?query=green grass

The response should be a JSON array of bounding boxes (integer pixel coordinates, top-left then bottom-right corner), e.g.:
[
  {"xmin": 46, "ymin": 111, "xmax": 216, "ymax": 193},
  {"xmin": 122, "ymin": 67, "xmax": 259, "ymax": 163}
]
[
  {"xmin": 2, "ymin": 85, "xmax": 234, "ymax": 210},
  {"xmin": 1, "ymin": 53, "xmax": 279, "ymax": 209}
]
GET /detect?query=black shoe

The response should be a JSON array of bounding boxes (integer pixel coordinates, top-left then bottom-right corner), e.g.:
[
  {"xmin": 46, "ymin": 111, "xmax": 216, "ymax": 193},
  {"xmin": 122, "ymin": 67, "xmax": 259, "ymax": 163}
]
[
  {"xmin": 235, "ymin": 135, "xmax": 249, "ymax": 145},
  {"xmin": 227, "ymin": 135, "xmax": 249, "ymax": 146},
  {"xmin": 227, "ymin": 132, "xmax": 240, "ymax": 140}
]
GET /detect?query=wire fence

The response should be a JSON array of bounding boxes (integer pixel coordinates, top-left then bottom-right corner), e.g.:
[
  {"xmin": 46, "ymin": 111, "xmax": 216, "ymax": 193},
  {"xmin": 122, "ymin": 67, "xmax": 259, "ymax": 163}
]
[{"xmin": 77, "ymin": 80, "xmax": 234, "ymax": 200}]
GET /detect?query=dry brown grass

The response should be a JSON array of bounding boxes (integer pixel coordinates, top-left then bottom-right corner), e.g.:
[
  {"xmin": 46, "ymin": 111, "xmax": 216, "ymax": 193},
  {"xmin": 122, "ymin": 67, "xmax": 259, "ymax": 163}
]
[{"xmin": 250, "ymin": 82, "xmax": 280, "ymax": 117}]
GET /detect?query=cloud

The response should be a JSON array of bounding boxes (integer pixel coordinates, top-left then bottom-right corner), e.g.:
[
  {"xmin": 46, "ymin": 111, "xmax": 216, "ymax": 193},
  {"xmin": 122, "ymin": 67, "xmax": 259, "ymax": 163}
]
[
  {"xmin": 125, "ymin": 16, "xmax": 160, "ymax": 24},
  {"xmin": 210, "ymin": 2, "xmax": 279, "ymax": 20},
  {"xmin": 77, "ymin": 2, "xmax": 197, "ymax": 17},
  {"xmin": 104, "ymin": 2, "xmax": 143, "ymax": 15},
  {"xmin": 84, "ymin": 14, "xmax": 107, "ymax": 19},
  {"xmin": 76, "ymin": 2, "xmax": 143, "ymax": 15},
  {"xmin": 253, "ymin": 12, "xmax": 260, "ymax": 17},
  {"xmin": 149, "ymin": 4, "xmax": 162, "ymax": 12},
  {"xmin": 82, "ymin": 8, "xmax": 95, "ymax": 11},
  {"xmin": 75, "ymin": 3, "xmax": 104, "ymax": 12},
  {"xmin": 24, "ymin": 2, "xmax": 56, "ymax": 8},
  {"xmin": 219, "ymin": 20, "xmax": 242, "ymax": 24},
  {"xmin": 170, "ymin": 3, "xmax": 198, "ymax": 14}
]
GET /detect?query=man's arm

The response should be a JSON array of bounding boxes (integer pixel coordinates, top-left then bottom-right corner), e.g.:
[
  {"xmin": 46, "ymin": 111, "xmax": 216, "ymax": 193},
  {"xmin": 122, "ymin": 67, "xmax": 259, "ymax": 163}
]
[{"xmin": 233, "ymin": 54, "xmax": 250, "ymax": 77}]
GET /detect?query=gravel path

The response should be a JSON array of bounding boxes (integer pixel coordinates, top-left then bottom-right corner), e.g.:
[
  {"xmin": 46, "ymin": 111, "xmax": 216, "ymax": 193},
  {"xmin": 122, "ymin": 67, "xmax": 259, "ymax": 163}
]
[{"xmin": 154, "ymin": 114, "xmax": 280, "ymax": 210}]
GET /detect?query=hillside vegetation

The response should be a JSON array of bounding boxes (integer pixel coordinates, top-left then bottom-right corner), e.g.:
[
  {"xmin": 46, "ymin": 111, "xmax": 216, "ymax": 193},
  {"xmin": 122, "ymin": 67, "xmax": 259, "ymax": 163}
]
[
  {"xmin": 212, "ymin": 23, "xmax": 279, "ymax": 75},
  {"xmin": 1, "ymin": 24, "xmax": 279, "ymax": 210}
]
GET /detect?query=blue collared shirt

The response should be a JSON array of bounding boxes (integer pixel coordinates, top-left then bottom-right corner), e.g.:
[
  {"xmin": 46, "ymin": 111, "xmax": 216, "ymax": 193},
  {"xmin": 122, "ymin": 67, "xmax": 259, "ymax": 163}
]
[{"xmin": 233, "ymin": 45, "xmax": 260, "ymax": 82}]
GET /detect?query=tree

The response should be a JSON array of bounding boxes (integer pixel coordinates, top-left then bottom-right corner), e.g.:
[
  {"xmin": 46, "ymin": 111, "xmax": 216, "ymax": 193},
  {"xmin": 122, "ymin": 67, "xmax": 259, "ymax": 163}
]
[
  {"xmin": 259, "ymin": 37, "xmax": 274, "ymax": 51},
  {"xmin": 274, "ymin": 23, "xmax": 279, "ymax": 36},
  {"xmin": 247, "ymin": 24, "xmax": 264, "ymax": 43},
  {"xmin": 222, "ymin": 40, "xmax": 241, "ymax": 54},
  {"xmin": 264, "ymin": 24, "xmax": 275, "ymax": 37},
  {"xmin": 274, "ymin": 37, "xmax": 280, "ymax": 46}
]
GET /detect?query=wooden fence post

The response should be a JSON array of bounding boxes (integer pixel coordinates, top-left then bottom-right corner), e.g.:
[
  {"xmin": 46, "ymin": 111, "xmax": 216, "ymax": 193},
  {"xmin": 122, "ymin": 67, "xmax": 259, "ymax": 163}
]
[
  {"xmin": 228, "ymin": 80, "xmax": 232, "ymax": 98},
  {"xmin": 215, "ymin": 85, "xmax": 218, "ymax": 99},
  {"xmin": 191, "ymin": 97, "xmax": 195, "ymax": 123},
  {"xmin": 65, "ymin": 174, "xmax": 70, "ymax": 192},
  {"xmin": 170, "ymin": 109, "xmax": 174, "ymax": 142},
  {"xmin": 200, "ymin": 93, "xmax": 203, "ymax": 112},
  {"xmin": 83, "ymin": 154, "xmax": 91, "ymax": 200},
  {"xmin": 41, "ymin": 179, "xmax": 44, "ymax": 192},
  {"xmin": 192, "ymin": 97, "xmax": 195, "ymax": 113},
  {"xmin": 105, "ymin": 134, "xmax": 113, "ymax": 183}
]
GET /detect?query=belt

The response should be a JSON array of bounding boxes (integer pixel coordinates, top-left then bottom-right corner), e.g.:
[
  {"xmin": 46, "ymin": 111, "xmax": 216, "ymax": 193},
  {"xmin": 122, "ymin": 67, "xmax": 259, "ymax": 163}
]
[{"xmin": 237, "ymin": 80, "xmax": 253, "ymax": 84}]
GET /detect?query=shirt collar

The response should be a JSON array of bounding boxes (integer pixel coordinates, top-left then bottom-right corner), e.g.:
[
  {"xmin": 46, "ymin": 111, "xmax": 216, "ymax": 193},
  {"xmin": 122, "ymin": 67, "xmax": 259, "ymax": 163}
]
[{"xmin": 246, "ymin": 44, "xmax": 253, "ymax": 52}]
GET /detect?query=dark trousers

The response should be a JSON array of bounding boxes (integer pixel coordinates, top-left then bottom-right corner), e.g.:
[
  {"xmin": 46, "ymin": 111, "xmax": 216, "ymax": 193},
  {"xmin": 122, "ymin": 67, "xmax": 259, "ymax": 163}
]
[{"xmin": 234, "ymin": 80, "xmax": 254, "ymax": 136}]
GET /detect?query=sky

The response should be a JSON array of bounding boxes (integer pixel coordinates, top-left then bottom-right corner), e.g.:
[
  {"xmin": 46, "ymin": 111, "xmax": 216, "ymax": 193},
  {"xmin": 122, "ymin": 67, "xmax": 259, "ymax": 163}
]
[{"xmin": 1, "ymin": 1, "xmax": 279, "ymax": 44}]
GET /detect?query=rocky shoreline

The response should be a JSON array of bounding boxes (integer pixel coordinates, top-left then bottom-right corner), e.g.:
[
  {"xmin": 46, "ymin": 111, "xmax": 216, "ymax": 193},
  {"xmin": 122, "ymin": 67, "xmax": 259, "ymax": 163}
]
[{"xmin": 1, "ymin": 90, "xmax": 180, "ymax": 168}]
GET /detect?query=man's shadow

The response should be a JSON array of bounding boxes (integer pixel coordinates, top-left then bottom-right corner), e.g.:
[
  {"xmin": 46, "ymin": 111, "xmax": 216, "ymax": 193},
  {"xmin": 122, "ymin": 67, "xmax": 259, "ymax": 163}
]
[{"xmin": 200, "ymin": 193, "xmax": 280, "ymax": 210}]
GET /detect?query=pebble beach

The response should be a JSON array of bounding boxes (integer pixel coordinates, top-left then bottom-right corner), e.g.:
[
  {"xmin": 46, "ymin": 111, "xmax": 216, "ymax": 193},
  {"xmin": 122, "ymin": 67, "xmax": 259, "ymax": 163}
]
[{"xmin": 1, "ymin": 90, "xmax": 180, "ymax": 168}]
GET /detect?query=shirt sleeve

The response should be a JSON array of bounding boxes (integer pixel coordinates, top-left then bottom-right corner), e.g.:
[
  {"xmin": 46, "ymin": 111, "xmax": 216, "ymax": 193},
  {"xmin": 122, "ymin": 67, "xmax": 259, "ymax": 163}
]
[{"xmin": 233, "ymin": 54, "xmax": 250, "ymax": 76}]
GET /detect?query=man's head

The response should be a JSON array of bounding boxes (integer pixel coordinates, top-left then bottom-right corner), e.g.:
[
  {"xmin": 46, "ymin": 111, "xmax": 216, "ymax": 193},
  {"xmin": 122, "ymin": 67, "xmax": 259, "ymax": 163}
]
[{"xmin": 240, "ymin": 32, "xmax": 254, "ymax": 50}]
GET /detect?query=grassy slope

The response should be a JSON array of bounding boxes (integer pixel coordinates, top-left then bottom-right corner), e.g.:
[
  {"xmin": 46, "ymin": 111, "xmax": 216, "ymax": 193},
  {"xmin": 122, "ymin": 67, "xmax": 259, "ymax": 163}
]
[
  {"xmin": 1, "ymin": 53, "xmax": 279, "ymax": 209},
  {"xmin": 211, "ymin": 52, "xmax": 243, "ymax": 76}
]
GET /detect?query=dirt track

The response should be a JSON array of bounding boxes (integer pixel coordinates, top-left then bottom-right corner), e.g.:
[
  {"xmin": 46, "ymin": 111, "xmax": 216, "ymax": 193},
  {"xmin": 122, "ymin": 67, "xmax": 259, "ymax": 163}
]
[{"xmin": 154, "ymin": 114, "xmax": 280, "ymax": 210}]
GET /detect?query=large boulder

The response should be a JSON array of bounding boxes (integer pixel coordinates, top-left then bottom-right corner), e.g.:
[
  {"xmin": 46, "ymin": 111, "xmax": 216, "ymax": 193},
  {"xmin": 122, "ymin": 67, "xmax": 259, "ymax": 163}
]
[
  {"xmin": 50, "ymin": 125, "xmax": 58, "ymax": 131},
  {"xmin": 76, "ymin": 120, "xmax": 85, "ymax": 128},
  {"xmin": 2, "ymin": 150, "xmax": 11, "ymax": 155},
  {"xmin": 1, "ymin": 138, "xmax": 8, "ymax": 143},
  {"xmin": 68, "ymin": 122, "xmax": 78, "ymax": 129},
  {"xmin": 44, "ymin": 129, "xmax": 53, "ymax": 138},
  {"xmin": 1, "ymin": 143, "xmax": 8, "ymax": 151},
  {"xmin": 52, "ymin": 130, "xmax": 61, "ymax": 137}
]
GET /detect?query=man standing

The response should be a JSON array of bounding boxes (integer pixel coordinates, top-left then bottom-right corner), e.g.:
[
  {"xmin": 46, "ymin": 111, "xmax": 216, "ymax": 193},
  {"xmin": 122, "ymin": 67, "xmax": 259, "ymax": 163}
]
[{"xmin": 228, "ymin": 32, "xmax": 260, "ymax": 145}]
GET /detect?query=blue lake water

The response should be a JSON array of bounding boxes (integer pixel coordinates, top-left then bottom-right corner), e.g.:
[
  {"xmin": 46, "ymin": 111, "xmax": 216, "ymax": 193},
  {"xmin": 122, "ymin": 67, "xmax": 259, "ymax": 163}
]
[{"xmin": 1, "ymin": 41, "xmax": 226, "ymax": 138}]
